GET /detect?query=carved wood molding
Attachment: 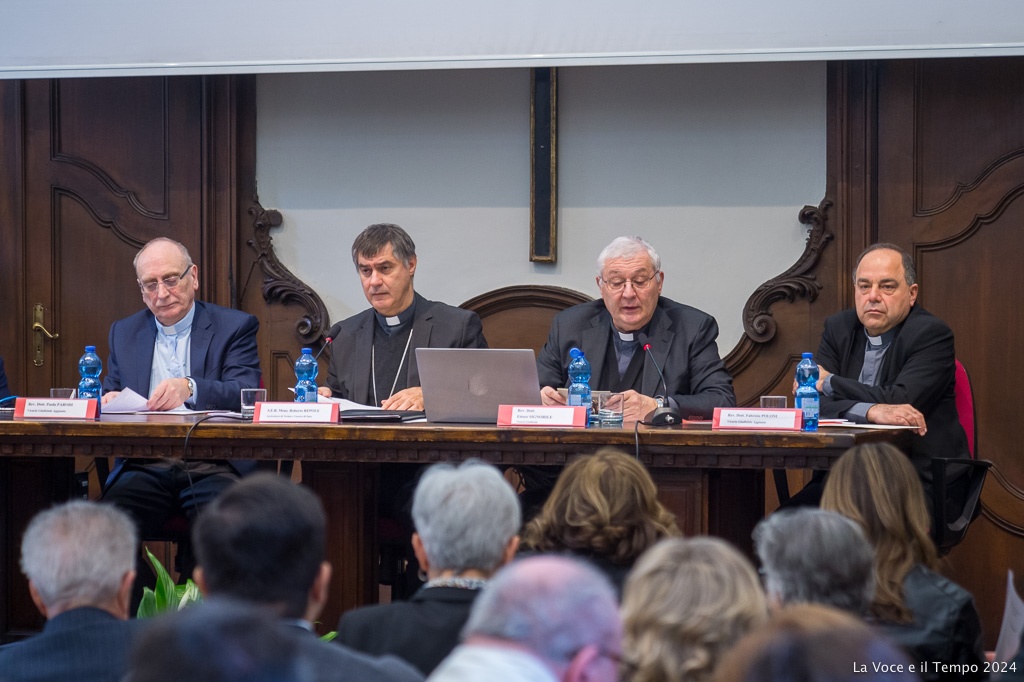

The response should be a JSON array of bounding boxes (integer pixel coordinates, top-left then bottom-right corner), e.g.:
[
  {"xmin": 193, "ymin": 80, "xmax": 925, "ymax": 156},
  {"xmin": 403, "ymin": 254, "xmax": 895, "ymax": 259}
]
[
  {"xmin": 246, "ymin": 199, "xmax": 330, "ymax": 343},
  {"xmin": 724, "ymin": 198, "xmax": 834, "ymax": 376},
  {"xmin": 460, "ymin": 284, "xmax": 591, "ymax": 315}
]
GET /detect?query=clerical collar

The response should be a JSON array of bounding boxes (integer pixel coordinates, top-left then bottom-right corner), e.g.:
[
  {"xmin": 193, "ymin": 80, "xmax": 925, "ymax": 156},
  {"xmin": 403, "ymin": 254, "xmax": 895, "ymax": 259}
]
[
  {"xmin": 611, "ymin": 322, "xmax": 650, "ymax": 353},
  {"xmin": 864, "ymin": 326, "xmax": 897, "ymax": 348},
  {"xmin": 156, "ymin": 304, "xmax": 195, "ymax": 336},
  {"xmin": 374, "ymin": 299, "xmax": 416, "ymax": 336}
]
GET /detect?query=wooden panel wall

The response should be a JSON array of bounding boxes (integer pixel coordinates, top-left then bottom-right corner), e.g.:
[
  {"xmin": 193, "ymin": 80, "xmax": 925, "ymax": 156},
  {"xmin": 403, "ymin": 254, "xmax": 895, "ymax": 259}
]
[{"xmin": 832, "ymin": 58, "xmax": 1024, "ymax": 647}]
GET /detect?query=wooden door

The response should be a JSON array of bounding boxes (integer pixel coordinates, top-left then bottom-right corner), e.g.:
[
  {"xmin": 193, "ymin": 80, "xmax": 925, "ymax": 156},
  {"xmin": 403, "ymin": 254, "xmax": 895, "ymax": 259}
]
[{"xmin": 868, "ymin": 57, "xmax": 1024, "ymax": 646}]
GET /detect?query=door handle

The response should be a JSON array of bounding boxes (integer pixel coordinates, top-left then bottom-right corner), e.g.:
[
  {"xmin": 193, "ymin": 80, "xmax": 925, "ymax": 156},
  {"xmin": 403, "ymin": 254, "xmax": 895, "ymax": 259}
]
[{"xmin": 32, "ymin": 304, "xmax": 60, "ymax": 367}]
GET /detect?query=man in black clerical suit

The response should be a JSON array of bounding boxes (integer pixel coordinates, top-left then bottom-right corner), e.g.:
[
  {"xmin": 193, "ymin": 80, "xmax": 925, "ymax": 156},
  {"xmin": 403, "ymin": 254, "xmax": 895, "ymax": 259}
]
[
  {"xmin": 787, "ymin": 243, "xmax": 968, "ymax": 506},
  {"xmin": 318, "ymin": 223, "xmax": 487, "ymax": 409},
  {"xmin": 0, "ymin": 501, "xmax": 141, "ymax": 682},
  {"xmin": 537, "ymin": 235, "xmax": 735, "ymax": 421}
]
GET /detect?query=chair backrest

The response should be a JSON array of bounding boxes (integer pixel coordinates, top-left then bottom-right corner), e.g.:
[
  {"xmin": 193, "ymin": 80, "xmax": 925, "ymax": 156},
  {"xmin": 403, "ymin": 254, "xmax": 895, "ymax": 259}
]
[
  {"xmin": 954, "ymin": 359, "xmax": 976, "ymax": 458},
  {"xmin": 930, "ymin": 457, "xmax": 991, "ymax": 555}
]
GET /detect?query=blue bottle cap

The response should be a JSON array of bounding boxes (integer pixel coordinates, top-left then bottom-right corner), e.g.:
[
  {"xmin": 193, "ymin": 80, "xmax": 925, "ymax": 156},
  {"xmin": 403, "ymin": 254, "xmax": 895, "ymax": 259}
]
[
  {"xmin": 802, "ymin": 352, "xmax": 813, "ymax": 359},
  {"xmin": 569, "ymin": 347, "xmax": 584, "ymax": 359},
  {"xmin": 85, "ymin": 345, "xmax": 96, "ymax": 352},
  {"xmin": 301, "ymin": 348, "xmax": 312, "ymax": 354}
]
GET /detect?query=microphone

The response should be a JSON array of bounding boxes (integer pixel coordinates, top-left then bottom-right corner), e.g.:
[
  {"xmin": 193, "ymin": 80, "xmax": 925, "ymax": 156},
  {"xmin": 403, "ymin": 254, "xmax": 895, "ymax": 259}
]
[
  {"xmin": 313, "ymin": 323, "xmax": 342, "ymax": 362},
  {"xmin": 637, "ymin": 333, "xmax": 682, "ymax": 427}
]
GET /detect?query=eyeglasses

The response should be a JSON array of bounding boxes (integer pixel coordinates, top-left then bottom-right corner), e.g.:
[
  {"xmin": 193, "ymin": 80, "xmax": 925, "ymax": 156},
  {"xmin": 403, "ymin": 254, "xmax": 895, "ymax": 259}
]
[
  {"xmin": 139, "ymin": 266, "xmax": 191, "ymax": 294},
  {"xmin": 600, "ymin": 273, "xmax": 660, "ymax": 293}
]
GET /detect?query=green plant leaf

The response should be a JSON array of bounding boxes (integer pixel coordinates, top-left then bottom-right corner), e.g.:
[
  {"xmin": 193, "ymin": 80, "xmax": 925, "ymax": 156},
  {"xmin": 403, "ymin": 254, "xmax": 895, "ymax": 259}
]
[
  {"xmin": 137, "ymin": 588, "xmax": 158, "ymax": 619},
  {"xmin": 178, "ymin": 580, "xmax": 203, "ymax": 610},
  {"xmin": 146, "ymin": 547, "xmax": 179, "ymax": 613},
  {"xmin": 320, "ymin": 631, "xmax": 338, "ymax": 642}
]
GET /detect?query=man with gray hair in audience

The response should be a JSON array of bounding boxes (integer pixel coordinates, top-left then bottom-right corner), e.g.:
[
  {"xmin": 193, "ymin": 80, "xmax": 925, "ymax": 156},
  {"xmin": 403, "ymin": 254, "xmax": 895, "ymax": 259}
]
[
  {"xmin": 338, "ymin": 459, "xmax": 521, "ymax": 675},
  {"xmin": 428, "ymin": 555, "xmax": 623, "ymax": 682},
  {"xmin": 0, "ymin": 500, "xmax": 141, "ymax": 681},
  {"xmin": 754, "ymin": 508, "xmax": 875, "ymax": 616}
]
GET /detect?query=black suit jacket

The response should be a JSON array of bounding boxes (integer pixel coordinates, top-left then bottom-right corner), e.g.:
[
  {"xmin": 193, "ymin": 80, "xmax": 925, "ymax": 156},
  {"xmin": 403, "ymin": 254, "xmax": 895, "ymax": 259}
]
[
  {"xmin": 0, "ymin": 356, "xmax": 10, "ymax": 400},
  {"xmin": 326, "ymin": 293, "xmax": 488, "ymax": 405},
  {"xmin": 335, "ymin": 586, "xmax": 478, "ymax": 675},
  {"xmin": 536, "ymin": 297, "xmax": 735, "ymax": 418},
  {"xmin": 817, "ymin": 305, "xmax": 968, "ymax": 472},
  {"xmin": 284, "ymin": 623, "xmax": 425, "ymax": 682},
  {"xmin": 0, "ymin": 607, "xmax": 141, "ymax": 682}
]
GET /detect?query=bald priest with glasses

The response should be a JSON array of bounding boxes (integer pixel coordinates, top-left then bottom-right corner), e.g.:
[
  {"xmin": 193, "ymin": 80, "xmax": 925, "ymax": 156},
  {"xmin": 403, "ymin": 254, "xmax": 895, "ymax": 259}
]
[
  {"xmin": 99, "ymin": 237, "xmax": 261, "ymax": 600},
  {"xmin": 537, "ymin": 236, "xmax": 735, "ymax": 423}
]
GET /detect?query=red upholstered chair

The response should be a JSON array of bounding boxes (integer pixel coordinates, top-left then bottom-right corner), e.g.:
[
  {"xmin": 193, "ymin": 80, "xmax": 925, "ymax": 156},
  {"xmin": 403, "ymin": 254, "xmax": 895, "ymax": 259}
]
[
  {"xmin": 954, "ymin": 359, "xmax": 976, "ymax": 458},
  {"xmin": 930, "ymin": 359, "xmax": 991, "ymax": 555}
]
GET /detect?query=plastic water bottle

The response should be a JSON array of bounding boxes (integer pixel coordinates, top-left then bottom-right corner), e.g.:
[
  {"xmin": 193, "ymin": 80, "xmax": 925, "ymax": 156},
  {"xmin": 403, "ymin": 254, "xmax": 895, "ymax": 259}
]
[
  {"xmin": 77, "ymin": 346, "xmax": 103, "ymax": 402},
  {"xmin": 795, "ymin": 352, "xmax": 819, "ymax": 432},
  {"xmin": 567, "ymin": 347, "xmax": 593, "ymax": 425},
  {"xmin": 294, "ymin": 348, "xmax": 318, "ymax": 403}
]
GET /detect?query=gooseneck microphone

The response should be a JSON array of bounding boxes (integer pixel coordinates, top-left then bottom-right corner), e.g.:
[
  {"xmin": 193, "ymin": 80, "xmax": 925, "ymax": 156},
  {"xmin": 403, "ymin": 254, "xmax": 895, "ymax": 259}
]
[
  {"xmin": 313, "ymin": 323, "xmax": 342, "ymax": 362},
  {"xmin": 637, "ymin": 333, "xmax": 682, "ymax": 426}
]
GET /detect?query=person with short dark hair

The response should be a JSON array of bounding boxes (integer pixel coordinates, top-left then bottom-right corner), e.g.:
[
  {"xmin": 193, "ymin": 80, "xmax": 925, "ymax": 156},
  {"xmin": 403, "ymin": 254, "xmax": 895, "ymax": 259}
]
[
  {"xmin": 192, "ymin": 473, "xmax": 424, "ymax": 682},
  {"xmin": 429, "ymin": 555, "xmax": 623, "ymax": 682},
  {"xmin": 127, "ymin": 598, "xmax": 311, "ymax": 682},
  {"xmin": 319, "ymin": 223, "xmax": 487, "ymax": 411},
  {"xmin": 537, "ymin": 235, "xmax": 735, "ymax": 422},
  {"xmin": 753, "ymin": 508, "xmax": 875, "ymax": 616},
  {"xmin": 0, "ymin": 501, "xmax": 141, "ymax": 682},
  {"xmin": 337, "ymin": 460, "xmax": 521, "ymax": 674}
]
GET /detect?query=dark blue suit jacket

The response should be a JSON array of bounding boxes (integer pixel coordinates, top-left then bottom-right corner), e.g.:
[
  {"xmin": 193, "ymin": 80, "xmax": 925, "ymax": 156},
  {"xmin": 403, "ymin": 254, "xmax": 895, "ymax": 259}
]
[
  {"xmin": 0, "ymin": 607, "xmax": 141, "ymax": 682},
  {"xmin": 102, "ymin": 300, "xmax": 261, "ymax": 482},
  {"xmin": 0, "ymin": 356, "xmax": 11, "ymax": 401},
  {"xmin": 104, "ymin": 300, "xmax": 261, "ymax": 410}
]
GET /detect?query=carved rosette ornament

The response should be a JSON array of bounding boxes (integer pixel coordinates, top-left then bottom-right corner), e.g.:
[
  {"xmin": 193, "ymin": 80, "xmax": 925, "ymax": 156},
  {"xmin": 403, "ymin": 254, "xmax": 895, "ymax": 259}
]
[{"xmin": 247, "ymin": 199, "xmax": 330, "ymax": 344}]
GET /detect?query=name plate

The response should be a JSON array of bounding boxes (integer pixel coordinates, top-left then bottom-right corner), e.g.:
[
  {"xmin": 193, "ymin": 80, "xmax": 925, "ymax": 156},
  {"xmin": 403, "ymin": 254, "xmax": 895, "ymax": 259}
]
[
  {"xmin": 254, "ymin": 402, "xmax": 339, "ymax": 423},
  {"xmin": 15, "ymin": 397, "xmax": 98, "ymax": 420},
  {"xmin": 498, "ymin": 405, "xmax": 588, "ymax": 427},
  {"xmin": 712, "ymin": 407, "xmax": 802, "ymax": 431}
]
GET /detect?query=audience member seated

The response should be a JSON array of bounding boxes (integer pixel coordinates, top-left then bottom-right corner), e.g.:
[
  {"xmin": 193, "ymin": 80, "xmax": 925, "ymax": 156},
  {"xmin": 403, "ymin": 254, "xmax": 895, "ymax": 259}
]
[
  {"xmin": 428, "ymin": 555, "xmax": 622, "ymax": 682},
  {"xmin": 127, "ymin": 598, "xmax": 309, "ymax": 682},
  {"xmin": 620, "ymin": 537, "xmax": 768, "ymax": 682},
  {"xmin": 191, "ymin": 473, "xmax": 424, "ymax": 682},
  {"xmin": 520, "ymin": 447, "xmax": 679, "ymax": 595},
  {"xmin": 713, "ymin": 604, "xmax": 918, "ymax": 682},
  {"xmin": 821, "ymin": 442, "xmax": 987, "ymax": 681},
  {"xmin": 0, "ymin": 500, "xmax": 141, "ymax": 682},
  {"xmin": 754, "ymin": 508, "xmax": 875, "ymax": 616},
  {"xmin": 337, "ymin": 460, "xmax": 521, "ymax": 675}
]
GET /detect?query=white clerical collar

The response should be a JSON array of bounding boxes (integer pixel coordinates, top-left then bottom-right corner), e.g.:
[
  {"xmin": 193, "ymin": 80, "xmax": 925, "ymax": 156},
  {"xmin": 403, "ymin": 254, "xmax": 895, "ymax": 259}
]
[
  {"xmin": 617, "ymin": 331, "xmax": 634, "ymax": 341},
  {"xmin": 864, "ymin": 326, "xmax": 897, "ymax": 348},
  {"xmin": 156, "ymin": 304, "xmax": 195, "ymax": 336}
]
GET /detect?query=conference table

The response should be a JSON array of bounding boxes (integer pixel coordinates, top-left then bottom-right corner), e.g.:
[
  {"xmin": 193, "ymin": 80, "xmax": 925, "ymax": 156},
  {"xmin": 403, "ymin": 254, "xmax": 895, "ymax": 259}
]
[{"xmin": 0, "ymin": 414, "xmax": 907, "ymax": 639}]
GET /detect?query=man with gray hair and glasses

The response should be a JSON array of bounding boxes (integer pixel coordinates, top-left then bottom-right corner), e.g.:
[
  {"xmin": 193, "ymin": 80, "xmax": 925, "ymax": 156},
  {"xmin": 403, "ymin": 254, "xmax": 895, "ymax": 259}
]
[
  {"xmin": 538, "ymin": 235, "xmax": 734, "ymax": 423},
  {"xmin": 754, "ymin": 508, "xmax": 875, "ymax": 616},
  {"xmin": 0, "ymin": 500, "xmax": 141, "ymax": 681},
  {"xmin": 429, "ymin": 555, "xmax": 623, "ymax": 682},
  {"xmin": 337, "ymin": 460, "xmax": 521, "ymax": 674}
]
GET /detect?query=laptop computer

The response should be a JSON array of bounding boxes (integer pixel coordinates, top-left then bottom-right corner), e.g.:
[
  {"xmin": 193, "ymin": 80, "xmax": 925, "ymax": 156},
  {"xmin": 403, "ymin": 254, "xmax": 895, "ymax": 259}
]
[{"xmin": 416, "ymin": 348, "xmax": 542, "ymax": 423}]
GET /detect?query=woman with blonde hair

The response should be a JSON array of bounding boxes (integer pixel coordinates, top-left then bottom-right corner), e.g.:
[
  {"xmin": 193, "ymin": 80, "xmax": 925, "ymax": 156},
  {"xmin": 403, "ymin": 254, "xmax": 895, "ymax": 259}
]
[
  {"xmin": 521, "ymin": 447, "xmax": 679, "ymax": 594},
  {"xmin": 621, "ymin": 537, "xmax": 769, "ymax": 682},
  {"xmin": 821, "ymin": 442, "xmax": 985, "ymax": 680}
]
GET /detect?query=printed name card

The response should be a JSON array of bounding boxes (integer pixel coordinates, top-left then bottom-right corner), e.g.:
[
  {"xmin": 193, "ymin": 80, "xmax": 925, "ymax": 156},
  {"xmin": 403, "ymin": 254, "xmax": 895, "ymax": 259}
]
[
  {"xmin": 712, "ymin": 407, "xmax": 802, "ymax": 431},
  {"xmin": 498, "ymin": 405, "xmax": 588, "ymax": 427},
  {"xmin": 15, "ymin": 397, "xmax": 98, "ymax": 420},
  {"xmin": 254, "ymin": 402, "xmax": 339, "ymax": 423}
]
